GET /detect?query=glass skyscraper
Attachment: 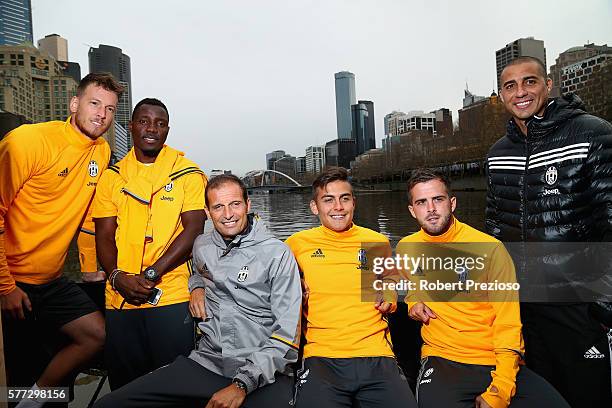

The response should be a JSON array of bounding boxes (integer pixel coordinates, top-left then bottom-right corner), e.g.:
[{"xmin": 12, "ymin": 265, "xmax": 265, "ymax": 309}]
[
  {"xmin": 334, "ymin": 71, "xmax": 356, "ymax": 140},
  {"xmin": 0, "ymin": 0, "xmax": 33, "ymax": 45}
]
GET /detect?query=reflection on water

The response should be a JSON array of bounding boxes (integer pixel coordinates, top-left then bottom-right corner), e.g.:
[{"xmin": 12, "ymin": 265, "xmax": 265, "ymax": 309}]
[{"xmin": 249, "ymin": 190, "xmax": 487, "ymax": 244}]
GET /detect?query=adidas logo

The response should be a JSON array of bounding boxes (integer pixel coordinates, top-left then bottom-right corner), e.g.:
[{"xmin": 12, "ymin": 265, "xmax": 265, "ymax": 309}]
[
  {"xmin": 584, "ymin": 346, "xmax": 605, "ymax": 359},
  {"xmin": 311, "ymin": 248, "xmax": 325, "ymax": 258},
  {"xmin": 57, "ymin": 168, "xmax": 68, "ymax": 177}
]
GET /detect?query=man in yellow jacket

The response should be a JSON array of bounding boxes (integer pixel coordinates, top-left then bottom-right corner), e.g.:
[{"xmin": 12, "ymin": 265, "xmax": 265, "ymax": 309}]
[
  {"xmin": 400, "ymin": 169, "xmax": 568, "ymax": 408},
  {"xmin": 0, "ymin": 73, "xmax": 123, "ymax": 406},
  {"xmin": 93, "ymin": 98, "xmax": 207, "ymax": 390}
]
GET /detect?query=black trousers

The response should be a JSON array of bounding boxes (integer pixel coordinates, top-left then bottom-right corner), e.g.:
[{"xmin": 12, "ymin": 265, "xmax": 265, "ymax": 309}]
[
  {"xmin": 521, "ymin": 303, "xmax": 612, "ymax": 408},
  {"xmin": 105, "ymin": 302, "xmax": 195, "ymax": 390},
  {"xmin": 416, "ymin": 356, "xmax": 570, "ymax": 408},
  {"xmin": 294, "ymin": 356, "xmax": 417, "ymax": 408},
  {"xmin": 93, "ymin": 355, "xmax": 294, "ymax": 408}
]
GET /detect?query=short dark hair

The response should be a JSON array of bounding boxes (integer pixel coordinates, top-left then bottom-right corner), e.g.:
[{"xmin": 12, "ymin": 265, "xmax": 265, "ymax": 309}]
[
  {"xmin": 311, "ymin": 167, "xmax": 352, "ymax": 200},
  {"xmin": 132, "ymin": 98, "xmax": 169, "ymax": 121},
  {"xmin": 205, "ymin": 174, "xmax": 248, "ymax": 208},
  {"xmin": 407, "ymin": 169, "xmax": 452, "ymax": 203},
  {"xmin": 77, "ymin": 72, "xmax": 124, "ymax": 98},
  {"xmin": 502, "ymin": 56, "xmax": 548, "ymax": 79}
]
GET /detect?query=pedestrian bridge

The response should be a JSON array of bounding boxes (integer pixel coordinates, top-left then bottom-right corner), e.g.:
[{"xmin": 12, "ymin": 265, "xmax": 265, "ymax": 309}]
[{"xmin": 242, "ymin": 169, "xmax": 305, "ymax": 192}]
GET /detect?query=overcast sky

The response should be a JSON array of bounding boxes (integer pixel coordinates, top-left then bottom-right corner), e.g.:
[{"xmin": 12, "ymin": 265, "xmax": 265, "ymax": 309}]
[{"xmin": 32, "ymin": 0, "xmax": 611, "ymax": 175}]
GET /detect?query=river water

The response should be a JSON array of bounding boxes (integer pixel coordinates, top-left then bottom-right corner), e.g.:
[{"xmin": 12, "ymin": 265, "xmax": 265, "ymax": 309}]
[
  {"xmin": 247, "ymin": 190, "xmax": 487, "ymax": 244},
  {"xmin": 68, "ymin": 189, "xmax": 487, "ymax": 405}
]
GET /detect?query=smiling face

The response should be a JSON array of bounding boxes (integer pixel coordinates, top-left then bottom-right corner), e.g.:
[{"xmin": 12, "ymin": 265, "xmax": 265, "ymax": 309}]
[
  {"xmin": 129, "ymin": 104, "xmax": 170, "ymax": 163},
  {"xmin": 310, "ymin": 180, "xmax": 355, "ymax": 232},
  {"xmin": 69, "ymin": 84, "xmax": 118, "ymax": 140},
  {"xmin": 500, "ymin": 60, "xmax": 552, "ymax": 134},
  {"xmin": 206, "ymin": 182, "xmax": 252, "ymax": 241},
  {"xmin": 408, "ymin": 179, "xmax": 456, "ymax": 236}
]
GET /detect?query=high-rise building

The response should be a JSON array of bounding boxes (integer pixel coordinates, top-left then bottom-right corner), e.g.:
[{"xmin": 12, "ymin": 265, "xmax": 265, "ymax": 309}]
[
  {"xmin": 463, "ymin": 87, "xmax": 487, "ymax": 108},
  {"xmin": 57, "ymin": 61, "xmax": 81, "ymax": 83},
  {"xmin": 433, "ymin": 108, "xmax": 453, "ymax": 138},
  {"xmin": 578, "ymin": 59, "xmax": 612, "ymax": 122},
  {"xmin": 325, "ymin": 138, "xmax": 357, "ymax": 169},
  {"xmin": 266, "ymin": 150, "xmax": 285, "ymax": 170},
  {"xmin": 89, "ymin": 44, "xmax": 132, "ymax": 159},
  {"xmin": 37, "ymin": 34, "xmax": 68, "ymax": 61},
  {"xmin": 549, "ymin": 43, "xmax": 612, "ymax": 97},
  {"xmin": 397, "ymin": 111, "xmax": 436, "ymax": 135},
  {"xmin": 351, "ymin": 102, "xmax": 375, "ymax": 155},
  {"xmin": 295, "ymin": 156, "xmax": 307, "ymax": 175},
  {"xmin": 383, "ymin": 111, "xmax": 405, "ymax": 137},
  {"xmin": 334, "ymin": 71, "xmax": 356, "ymax": 139},
  {"xmin": 0, "ymin": 44, "xmax": 77, "ymax": 122},
  {"xmin": 38, "ymin": 34, "xmax": 81, "ymax": 83},
  {"xmin": 305, "ymin": 145, "xmax": 325, "ymax": 173},
  {"xmin": 358, "ymin": 100, "xmax": 375, "ymax": 148},
  {"xmin": 0, "ymin": 0, "xmax": 33, "ymax": 46},
  {"xmin": 495, "ymin": 37, "xmax": 546, "ymax": 92}
]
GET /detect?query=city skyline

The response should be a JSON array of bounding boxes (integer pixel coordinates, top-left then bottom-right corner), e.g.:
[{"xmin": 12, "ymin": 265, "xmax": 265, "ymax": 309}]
[{"xmin": 30, "ymin": 0, "xmax": 612, "ymax": 175}]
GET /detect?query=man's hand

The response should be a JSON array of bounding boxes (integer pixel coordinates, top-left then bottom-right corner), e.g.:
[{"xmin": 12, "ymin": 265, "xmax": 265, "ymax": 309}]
[
  {"xmin": 205, "ymin": 384, "xmax": 246, "ymax": 408},
  {"xmin": 189, "ymin": 288, "xmax": 206, "ymax": 319},
  {"xmin": 374, "ymin": 299, "xmax": 394, "ymax": 314},
  {"xmin": 81, "ymin": 270, "xmax": 106, "ymax": 282},
  {"xmin": 475, "ymin": 395, "xmax": 493, "ymax": 408},
  {"xmin": 0, "ymin": 286, "xmax": 32, "ymax": 319},
  {"xmin": 301, "ymin": 278, "xmax": 309, "ymax": 305},
  {"xmin": 408, "ymin": 302, "xmax": 437, "ymax": 324},
  {"xmin": 113, "ymin": 272, "xmax": 154, "ymax": 305}
]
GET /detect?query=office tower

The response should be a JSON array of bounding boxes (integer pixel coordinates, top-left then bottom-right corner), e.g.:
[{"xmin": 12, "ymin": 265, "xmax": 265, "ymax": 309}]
[
  {"xmin": 0, "ymin": 0, "xmax": 33, "ymax": 46},
  {"xmin": 266, "ymin": 150, "xmax": 285, "ymax": 170},
  {"xmin": 334, "ymin": 71, "xmax": 356, "ymax": 139},
  {"xmin": 57, "ymin": 61, "xmax": 81, "ymax": 83},
  {"xmin": 295, "ymin": 156, "xmax": 307, "ymax": 175},
  {"xmin": 0, "ymin": 44, "xmax": 77, "ymax": 122},
  {"xmin": 433, "ymin": 108, "xmax": 453, "ymax": 138},
  {"xmin": 351, "ymin": 102, "xmax": 375, "ymax": 155},
  {"xmin": 89, "ymin": 44, "xmax": 131, "ymax": 129},
  {"xmin": 38, "ymin": 34, "xmax": 81, "ymax": 83},
  {"xmin": 495, "ymin": 37, "xmax": 546, "ymax": 91},
  {"xmin": 549, "ymin": 43, "xmax": 612, "ymax": 97},
  {"xmin": 38, "ymin": 34, "xmax": 68, "ymax": 61},
  {"xmin": 305, "ymin": 145, "xmax": 325, "ymax": 173},
  {"xmin": 383, "ymin": 111, "xmax": 405, "ymax": 137},
  {"xmin": 325, "ymin": 138, "xmax": 356, "ymax": 169},
  {"xmin": 89, "ymin": 44, "xmax": 132, "ymax": 159},
  {"xmin": 358, "ymin": 100, "xmax": 375, "ymax": 149}
]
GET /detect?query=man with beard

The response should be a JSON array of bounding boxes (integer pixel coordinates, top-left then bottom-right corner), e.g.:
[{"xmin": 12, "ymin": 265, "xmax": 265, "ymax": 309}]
[
  {"xmin": 401, "ymin": 169, "xmax": 568, "ymax": 408},
  {"xmin": 92, "ymin": 98, "xmax": 207, "ymax": 389},
  {"xmin": 486, "ymin": 56, "xmax": 612, "ymax": 407},
  {"xmin": 286, "ymin": 167, "xmax": 416, "ymax": 408},
  {"xmin": 0, "ymin": 73, "xmax": 123, "ymax": 407}
]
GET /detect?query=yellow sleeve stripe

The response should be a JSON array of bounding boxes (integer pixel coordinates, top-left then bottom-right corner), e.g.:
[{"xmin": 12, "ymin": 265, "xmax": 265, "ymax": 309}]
[
  {"xmin": 271, "ymin": 334, "xmax": 299, "ymax": 350},
  {"xmin": 80, "ymin": 228, "xmax": 95, "ymax": 236}
]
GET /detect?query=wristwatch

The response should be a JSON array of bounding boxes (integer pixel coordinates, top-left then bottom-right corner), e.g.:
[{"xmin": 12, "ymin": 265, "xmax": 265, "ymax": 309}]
[
  {"xmin": 143, "ymin": 266, "xmax": 159, "ymax": 282},
  {"xmin": 232, "ymin": 378, "xmax": 248, "ymax": 393}
]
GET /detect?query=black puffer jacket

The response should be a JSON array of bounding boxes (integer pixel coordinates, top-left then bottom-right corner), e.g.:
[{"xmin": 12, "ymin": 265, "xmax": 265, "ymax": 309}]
[{"xmin": 485, "ymin": 93, "xmax": 612, "ymax": 243}]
